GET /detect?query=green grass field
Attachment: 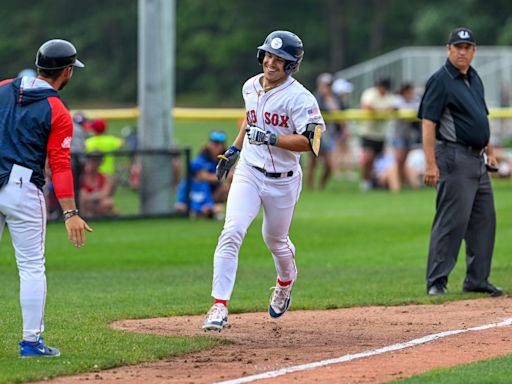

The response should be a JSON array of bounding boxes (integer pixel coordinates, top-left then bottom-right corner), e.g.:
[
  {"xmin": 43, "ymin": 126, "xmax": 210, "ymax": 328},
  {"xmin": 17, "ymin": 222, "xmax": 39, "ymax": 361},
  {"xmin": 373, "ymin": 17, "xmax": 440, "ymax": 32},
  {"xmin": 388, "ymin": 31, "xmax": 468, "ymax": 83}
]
[
  {"xmin": 0, "ymin": 120, "xmax": 511, "ymax": 383},
  {"xmin": 99, "ymin": 119, "xmax": 242, "ymax": 215}
]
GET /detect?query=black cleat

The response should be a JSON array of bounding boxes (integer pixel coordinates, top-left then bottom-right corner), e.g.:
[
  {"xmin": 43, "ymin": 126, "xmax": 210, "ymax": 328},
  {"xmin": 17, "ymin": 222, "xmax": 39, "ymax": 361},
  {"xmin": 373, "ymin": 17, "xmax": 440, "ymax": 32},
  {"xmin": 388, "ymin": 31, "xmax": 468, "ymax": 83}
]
[{"xmin": 463, "ymin": 283, "xmax": 503, "ymax": 297}]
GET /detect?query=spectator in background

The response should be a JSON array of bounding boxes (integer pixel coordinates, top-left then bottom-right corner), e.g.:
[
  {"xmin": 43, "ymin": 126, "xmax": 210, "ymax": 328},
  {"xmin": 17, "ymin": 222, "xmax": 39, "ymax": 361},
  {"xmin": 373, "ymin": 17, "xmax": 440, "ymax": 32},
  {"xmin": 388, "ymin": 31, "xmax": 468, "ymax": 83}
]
[
  {"xmin": 121, "ymin": 125, "xmax": 138, "ymax": 152},
  {"xmin": 371, "ymin": 149, "xmax": 424, "ymax": 192},
  {"xmin": 79, "ymin": 152, "xmax": 115, "ymax": 217},
  {"xmin": 71, "ymin": 112, "xmax": 90, "ymax": 199},
  {"xmin": 392, "ymin": 83, "xmax": 421, "ymax": 187},
  {"xmin": 175, "ymin": 130, "xmax": 231, "ymax": 219},
  {"xmin": 84, "ymin": 118, "xmax": 123, "ymax": 194},
  {"xmin": 72, "ymin": 112, "xmax": 90, "ymax": 154},
  {"xmin": 332, "ymin": 78, "xmax": 355, "ymax": 179},
  {"xmin": 307, "ymin": 73, "xmax": 336, "ymax": 190},
  {"xmin": 359, "ymin": 78, "xmax": 396, "ymax": 191},
  {"xmin": 405, "ymin": 146, "xmax": 426, "ymax": 188},
  {"xmin": 371, "ymin": 151, "xmax": 401, "ymax": 192},
  {"xmin": 120, "ymin": 125, "xmax": 142, "ymax": 191}
]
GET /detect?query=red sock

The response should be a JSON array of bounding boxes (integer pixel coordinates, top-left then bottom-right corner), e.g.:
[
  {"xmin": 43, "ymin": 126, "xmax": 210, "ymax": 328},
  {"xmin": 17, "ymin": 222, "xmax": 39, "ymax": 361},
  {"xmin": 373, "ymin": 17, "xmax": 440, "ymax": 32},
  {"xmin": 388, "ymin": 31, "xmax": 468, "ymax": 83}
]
[
  {"xmin": 214, "ymin": 299, "xmax": 227, "ymax": 307},
  {"xmin": 277, "ymin": 278, "xmax": 292, "ymax": 287}
]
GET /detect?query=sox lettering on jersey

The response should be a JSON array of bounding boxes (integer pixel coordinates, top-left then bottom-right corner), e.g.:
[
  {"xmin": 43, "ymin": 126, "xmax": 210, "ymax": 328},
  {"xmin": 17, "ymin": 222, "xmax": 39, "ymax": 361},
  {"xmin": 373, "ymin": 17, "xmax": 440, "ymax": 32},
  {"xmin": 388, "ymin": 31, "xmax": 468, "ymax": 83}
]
[
  {"xmin": 246, "ymin": 109, "xmax": 290, "ymax": 128},
  {"xmin": 264, "ymin": 112, "xmax": 289, "ymax": 128},
  {"xmin": 246, "ymin": 110, "xmax": 257, "ymax": 125}
]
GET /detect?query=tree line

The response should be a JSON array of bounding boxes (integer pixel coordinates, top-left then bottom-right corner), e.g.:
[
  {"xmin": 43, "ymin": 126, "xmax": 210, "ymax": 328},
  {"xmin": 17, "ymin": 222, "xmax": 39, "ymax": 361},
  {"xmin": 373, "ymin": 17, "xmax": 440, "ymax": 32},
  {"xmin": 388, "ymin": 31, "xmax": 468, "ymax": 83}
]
[{"xmin": 1, "ymin": 0, "xmax": 512, "ymax": 107}]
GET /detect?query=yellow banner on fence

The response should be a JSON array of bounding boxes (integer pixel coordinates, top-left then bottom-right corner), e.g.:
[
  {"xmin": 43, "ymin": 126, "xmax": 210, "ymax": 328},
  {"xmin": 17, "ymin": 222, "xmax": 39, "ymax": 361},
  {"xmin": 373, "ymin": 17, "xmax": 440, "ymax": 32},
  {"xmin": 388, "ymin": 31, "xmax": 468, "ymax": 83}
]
[{"xmin": 73, "ymin": 107, "xmax": 512, "ymax": 122}]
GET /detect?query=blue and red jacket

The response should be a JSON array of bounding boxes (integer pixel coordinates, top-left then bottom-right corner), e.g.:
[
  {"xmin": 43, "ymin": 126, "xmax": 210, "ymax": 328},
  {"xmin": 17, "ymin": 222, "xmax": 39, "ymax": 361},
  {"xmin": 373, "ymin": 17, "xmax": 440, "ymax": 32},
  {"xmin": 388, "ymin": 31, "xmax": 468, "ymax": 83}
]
[{"xmin": 0, "ymin": 76, "xmax": 74, "ymax": 198}]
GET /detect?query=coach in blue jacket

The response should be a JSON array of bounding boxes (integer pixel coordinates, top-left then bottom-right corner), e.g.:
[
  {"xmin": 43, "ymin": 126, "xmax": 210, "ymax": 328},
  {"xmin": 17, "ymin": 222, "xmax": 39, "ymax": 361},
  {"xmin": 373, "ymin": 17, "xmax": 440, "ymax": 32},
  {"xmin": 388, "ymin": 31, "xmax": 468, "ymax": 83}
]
[{"xmin": 0, "ymin": 39, "xmax": 92, "ymax": 358}]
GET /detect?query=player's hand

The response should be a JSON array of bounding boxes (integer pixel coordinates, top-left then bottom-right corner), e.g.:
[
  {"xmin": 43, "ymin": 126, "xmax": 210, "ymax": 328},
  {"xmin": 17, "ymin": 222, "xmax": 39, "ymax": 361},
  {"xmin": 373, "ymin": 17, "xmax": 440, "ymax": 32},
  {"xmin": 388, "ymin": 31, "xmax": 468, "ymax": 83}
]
[
  {"xmin": 246, "ymin": 126, "xmax": 278, "ymax": 146},
  {"xmin": 246, "ymin": 126, "xmax": 268, "ymax": 145},
  {"xmin": 65, "ymin": 215, "xmax": 93, "ymax": 248},
  {"xmin": 216, "ymin": 145, "xmax": 240, "ymax": 181},
  {"xmin": 424, "ymin": 163, "xmax": 440, "ymax": 187}
]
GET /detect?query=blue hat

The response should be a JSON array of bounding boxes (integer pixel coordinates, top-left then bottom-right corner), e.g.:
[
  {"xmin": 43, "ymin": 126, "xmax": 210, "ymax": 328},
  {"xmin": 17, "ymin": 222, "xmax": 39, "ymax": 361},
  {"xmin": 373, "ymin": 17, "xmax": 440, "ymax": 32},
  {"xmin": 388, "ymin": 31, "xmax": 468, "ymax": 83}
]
[{"xmin": 209, "ymin": 130, "xmax": 227, "ymax": 143}]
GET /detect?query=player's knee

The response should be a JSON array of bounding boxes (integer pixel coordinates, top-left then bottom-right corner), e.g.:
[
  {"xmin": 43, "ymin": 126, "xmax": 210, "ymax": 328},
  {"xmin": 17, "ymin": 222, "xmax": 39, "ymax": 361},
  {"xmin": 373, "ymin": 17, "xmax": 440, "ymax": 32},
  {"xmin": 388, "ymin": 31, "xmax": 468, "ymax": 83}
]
[
  {"xmin": 262, "ymin": 232, "xmax": 287, "ymax": 250},
  {"xmin": 17, "ymin": 263, "xmax": 45, "ymax": 281},
  {"xmin": 220, "ymin": 225, "xmax": 246, "ymax": 246}
]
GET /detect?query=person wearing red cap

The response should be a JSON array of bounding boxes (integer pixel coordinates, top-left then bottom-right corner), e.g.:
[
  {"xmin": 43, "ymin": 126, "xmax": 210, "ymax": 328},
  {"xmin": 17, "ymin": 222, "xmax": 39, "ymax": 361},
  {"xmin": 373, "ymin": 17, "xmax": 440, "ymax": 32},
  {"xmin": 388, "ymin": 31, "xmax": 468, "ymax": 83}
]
[
  {"xmin": 85, "ymin": 120, "xmax": 123, "ymax": 170},
  {"xmin": 83, "ymin": 119, "xmax": 123, "ymax": 215}
]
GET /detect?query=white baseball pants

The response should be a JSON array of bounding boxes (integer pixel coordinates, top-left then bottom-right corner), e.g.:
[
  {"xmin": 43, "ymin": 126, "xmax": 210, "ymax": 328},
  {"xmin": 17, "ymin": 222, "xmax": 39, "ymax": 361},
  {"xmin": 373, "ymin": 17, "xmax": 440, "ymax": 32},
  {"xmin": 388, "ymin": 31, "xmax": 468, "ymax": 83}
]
[
  {"xmin": 212, "ymin": 164, "xmax": 302, "ymax": 300},
  {"xmin": 0, "ymin": 165, "xmax": 47, "ymax": 342}
]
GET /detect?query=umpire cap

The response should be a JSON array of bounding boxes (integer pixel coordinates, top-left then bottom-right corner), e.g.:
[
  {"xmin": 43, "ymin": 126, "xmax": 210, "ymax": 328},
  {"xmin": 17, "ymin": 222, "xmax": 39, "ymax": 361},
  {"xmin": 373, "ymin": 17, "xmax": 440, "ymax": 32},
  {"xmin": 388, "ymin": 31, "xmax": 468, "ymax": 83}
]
[
  {"xmin": 36, "ymin": 39, "xmax": 85, "ymax": 70},
  {"xmin": 447, "ymin": 28, "xmax": 476, "ymax": 46}
]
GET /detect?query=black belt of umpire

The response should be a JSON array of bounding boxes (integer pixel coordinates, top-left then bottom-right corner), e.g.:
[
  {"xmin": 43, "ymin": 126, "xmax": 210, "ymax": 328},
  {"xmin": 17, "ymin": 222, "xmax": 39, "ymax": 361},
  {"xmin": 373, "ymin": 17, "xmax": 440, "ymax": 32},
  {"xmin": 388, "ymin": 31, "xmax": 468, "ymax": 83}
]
[
  {"xmin": 436, "ymin": 140, "xmax": 485, "ymax": 157},
  {"xmin": 253, "ymin": 166, "xmax": 294, "ymax": 178}
]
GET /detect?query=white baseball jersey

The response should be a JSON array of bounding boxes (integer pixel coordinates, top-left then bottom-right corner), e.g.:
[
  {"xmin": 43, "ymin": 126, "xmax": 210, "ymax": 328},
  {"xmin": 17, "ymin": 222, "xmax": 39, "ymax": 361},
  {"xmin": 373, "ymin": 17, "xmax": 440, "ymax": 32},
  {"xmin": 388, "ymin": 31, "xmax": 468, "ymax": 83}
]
[
  {"xmin": 239, "ymin": 74, "xmax": 325, "ymax": 172},
  {"xmin": 210, "ymin": 72, "xmax": 325, "ymax": 302}
]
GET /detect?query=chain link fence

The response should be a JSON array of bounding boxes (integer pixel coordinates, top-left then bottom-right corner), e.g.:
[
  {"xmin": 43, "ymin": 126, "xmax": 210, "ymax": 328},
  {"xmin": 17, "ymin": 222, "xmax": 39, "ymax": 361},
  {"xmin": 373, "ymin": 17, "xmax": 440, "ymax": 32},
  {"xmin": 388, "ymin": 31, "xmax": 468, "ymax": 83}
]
[{"xmin": 45, "ymin": 148, "xmax": 191, "ymax": 221}]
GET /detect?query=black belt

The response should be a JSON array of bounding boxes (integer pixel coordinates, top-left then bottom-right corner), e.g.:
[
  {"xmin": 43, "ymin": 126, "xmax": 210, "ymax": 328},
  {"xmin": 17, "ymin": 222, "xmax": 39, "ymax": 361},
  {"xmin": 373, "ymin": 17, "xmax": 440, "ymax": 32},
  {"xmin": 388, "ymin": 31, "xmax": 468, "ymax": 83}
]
[
  {"xmin": 436, "ymin": 140, "xmax": 485, "ymax": 157},
  {"xmin": 253, "ymin": 166, "xmax": 294, "ymax": 178}
]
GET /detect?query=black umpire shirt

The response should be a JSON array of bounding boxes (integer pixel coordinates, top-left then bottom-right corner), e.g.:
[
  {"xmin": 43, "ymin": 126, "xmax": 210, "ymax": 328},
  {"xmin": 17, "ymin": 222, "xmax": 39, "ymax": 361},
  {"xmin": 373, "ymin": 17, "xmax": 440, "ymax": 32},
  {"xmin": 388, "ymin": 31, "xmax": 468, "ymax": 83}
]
[{"xmin": 418, "ymin": 59, "xmax": 490, "ymax": 149}]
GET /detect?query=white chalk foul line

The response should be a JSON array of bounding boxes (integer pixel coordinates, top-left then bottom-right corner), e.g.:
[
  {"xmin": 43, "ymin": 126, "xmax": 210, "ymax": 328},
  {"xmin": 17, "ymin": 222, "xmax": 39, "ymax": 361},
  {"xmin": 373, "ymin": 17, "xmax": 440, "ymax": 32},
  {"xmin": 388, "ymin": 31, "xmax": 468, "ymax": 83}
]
[{"xmin": 215, "ymin": 317, "xmax": 512, "ymax": 384}]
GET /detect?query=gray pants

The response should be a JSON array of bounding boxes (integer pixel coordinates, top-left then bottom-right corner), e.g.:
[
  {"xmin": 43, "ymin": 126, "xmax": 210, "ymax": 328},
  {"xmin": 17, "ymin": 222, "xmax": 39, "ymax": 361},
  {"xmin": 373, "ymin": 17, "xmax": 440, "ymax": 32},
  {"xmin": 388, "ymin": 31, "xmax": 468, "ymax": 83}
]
[{"xmin": 426, "ymin": 142, "xmax": 496, "ymax": 290}]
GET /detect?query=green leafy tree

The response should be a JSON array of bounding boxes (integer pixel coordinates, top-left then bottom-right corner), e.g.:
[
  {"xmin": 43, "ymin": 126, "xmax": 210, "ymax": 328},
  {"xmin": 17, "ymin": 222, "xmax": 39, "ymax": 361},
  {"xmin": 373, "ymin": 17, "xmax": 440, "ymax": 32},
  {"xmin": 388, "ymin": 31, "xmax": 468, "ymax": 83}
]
[{"xmin": 2, "ymin": 0, "xmax": 512, "ymax": 106}]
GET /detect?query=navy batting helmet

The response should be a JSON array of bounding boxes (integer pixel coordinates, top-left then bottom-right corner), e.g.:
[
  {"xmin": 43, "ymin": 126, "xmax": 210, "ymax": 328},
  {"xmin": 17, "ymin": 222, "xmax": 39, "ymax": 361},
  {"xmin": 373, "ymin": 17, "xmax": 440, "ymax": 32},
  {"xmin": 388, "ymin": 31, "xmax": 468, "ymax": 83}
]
[
  {"xmin": 257, "ymin": 31, "xmax": 304, "ymax": 75},
  {"xmin": 35, "ymin": 39, "xmax": 85, "ymax": 70}
]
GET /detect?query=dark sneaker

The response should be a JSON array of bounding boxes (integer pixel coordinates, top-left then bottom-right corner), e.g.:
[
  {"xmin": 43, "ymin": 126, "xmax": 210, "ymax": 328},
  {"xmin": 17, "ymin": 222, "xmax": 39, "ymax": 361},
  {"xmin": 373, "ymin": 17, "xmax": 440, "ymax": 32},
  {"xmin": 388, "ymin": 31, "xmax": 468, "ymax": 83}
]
[
  {"xmin": 19, "ymin": 337, "xmax": 60, "ymax": 358},
  {"xmin": 463, "ymin": 283, "xmax": 503, "ymax": 297}
]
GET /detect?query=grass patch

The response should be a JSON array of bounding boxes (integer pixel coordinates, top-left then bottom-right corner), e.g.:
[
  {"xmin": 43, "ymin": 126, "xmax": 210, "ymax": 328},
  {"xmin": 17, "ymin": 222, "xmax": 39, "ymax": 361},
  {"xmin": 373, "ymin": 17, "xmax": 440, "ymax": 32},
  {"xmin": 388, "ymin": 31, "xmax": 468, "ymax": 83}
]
[
  {"xmin": 396, "ymin": 355, "xmax": 512, "ymax": 383},
  {"xmin": 1, "ymin": 118, "xmax": 511, "ymax": 382}
]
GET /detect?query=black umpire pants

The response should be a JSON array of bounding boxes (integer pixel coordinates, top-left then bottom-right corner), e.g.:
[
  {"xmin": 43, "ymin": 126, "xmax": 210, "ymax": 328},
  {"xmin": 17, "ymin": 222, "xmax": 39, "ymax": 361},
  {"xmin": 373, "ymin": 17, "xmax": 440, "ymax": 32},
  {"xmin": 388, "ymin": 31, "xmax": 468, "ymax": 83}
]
[{"xmin": 426, "ymin": 141, "xmax": 496, "ymax": 291}]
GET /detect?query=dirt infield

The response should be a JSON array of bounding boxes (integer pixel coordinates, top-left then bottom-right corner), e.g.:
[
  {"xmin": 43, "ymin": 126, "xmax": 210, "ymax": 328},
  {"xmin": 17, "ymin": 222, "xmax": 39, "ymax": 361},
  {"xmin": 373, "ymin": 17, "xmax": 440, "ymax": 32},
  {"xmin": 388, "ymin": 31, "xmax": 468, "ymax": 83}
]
[{"xmin": 40, "ymin": 297, "xmax": 512, "ymax": 384}]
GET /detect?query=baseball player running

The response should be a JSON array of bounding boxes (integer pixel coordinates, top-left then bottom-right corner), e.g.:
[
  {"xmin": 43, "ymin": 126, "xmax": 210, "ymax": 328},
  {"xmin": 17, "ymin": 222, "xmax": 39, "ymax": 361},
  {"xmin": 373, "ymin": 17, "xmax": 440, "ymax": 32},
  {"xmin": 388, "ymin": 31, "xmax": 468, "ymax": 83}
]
[
  {"xmin": 0, "ymin": 39, "xmax": 92, "ymax": 357},
  {"xmin": 203, "ymin": 30, "xmax": 325, "ymax": 331}
]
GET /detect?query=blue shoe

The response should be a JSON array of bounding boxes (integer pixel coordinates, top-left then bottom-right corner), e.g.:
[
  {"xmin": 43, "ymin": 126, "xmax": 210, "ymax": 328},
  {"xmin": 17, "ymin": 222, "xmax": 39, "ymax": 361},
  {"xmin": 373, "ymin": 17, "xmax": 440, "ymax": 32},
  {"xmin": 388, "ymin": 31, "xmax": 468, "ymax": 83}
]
[
  {"xmin": 19, "ymin": 337, "xmax": 61, "ymax": 358},
  {"xmin": 269, "ymin": 281, "xmax": 293, "ymax": 318}
]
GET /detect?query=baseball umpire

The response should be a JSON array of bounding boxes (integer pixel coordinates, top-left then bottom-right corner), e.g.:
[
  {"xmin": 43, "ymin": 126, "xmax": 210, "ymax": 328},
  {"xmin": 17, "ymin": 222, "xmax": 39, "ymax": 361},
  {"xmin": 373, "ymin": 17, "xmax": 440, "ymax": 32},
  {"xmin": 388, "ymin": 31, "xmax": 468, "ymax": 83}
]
[
  {"xmin": 0, "ymin": 39, "xmax": 92, "ymax": 357},
  {"xmin": 419, "ymin": 28, "xmax": 502, "ymax": 297}
]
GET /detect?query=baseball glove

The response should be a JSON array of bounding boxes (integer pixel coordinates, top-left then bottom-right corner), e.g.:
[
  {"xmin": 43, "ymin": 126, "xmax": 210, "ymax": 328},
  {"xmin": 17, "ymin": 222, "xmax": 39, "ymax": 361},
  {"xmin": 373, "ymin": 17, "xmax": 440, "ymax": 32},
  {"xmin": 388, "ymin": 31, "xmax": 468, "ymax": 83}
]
[{"xmin": 216, "ymin": 145, "xmax": 240, "ymax": 181}]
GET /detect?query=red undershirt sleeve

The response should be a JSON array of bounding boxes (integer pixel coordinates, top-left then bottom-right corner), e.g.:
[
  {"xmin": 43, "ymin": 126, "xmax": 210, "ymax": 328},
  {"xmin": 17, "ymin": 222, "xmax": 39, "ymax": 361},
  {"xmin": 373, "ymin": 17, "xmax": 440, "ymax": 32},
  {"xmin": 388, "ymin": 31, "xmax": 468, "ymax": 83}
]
[
  {"xmin": 47, "ymin": 96, "xmax": 74, "ymax": 199},
  {"xmin": 0, "ymin": 79, "xmax": 14, "ymax": 86}
]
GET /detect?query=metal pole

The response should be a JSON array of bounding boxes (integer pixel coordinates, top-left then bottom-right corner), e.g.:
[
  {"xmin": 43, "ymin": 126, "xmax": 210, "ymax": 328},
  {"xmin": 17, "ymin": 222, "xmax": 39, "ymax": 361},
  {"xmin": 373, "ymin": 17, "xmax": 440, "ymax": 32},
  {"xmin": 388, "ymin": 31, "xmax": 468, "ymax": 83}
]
[{"xmin": 138, "ymin": 0, "xmax": 176, "ymax": 214}]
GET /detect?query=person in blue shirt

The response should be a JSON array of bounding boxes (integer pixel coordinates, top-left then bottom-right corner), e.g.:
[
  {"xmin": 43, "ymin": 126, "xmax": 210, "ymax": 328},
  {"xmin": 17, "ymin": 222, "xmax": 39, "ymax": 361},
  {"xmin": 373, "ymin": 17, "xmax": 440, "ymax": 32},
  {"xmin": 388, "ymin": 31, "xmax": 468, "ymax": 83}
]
[{"xmin": 175, "ymin": 130, "xmax": 230, "ymax": 218}]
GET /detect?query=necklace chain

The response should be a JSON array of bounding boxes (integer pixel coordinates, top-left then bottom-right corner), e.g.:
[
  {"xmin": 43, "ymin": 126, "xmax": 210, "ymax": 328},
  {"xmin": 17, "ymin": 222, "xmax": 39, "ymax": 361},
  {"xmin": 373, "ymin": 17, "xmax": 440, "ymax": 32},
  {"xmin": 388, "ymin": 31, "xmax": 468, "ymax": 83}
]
[{"xmin": 262, "ymin": 77, "xmax": 287, "ymax": 92}]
